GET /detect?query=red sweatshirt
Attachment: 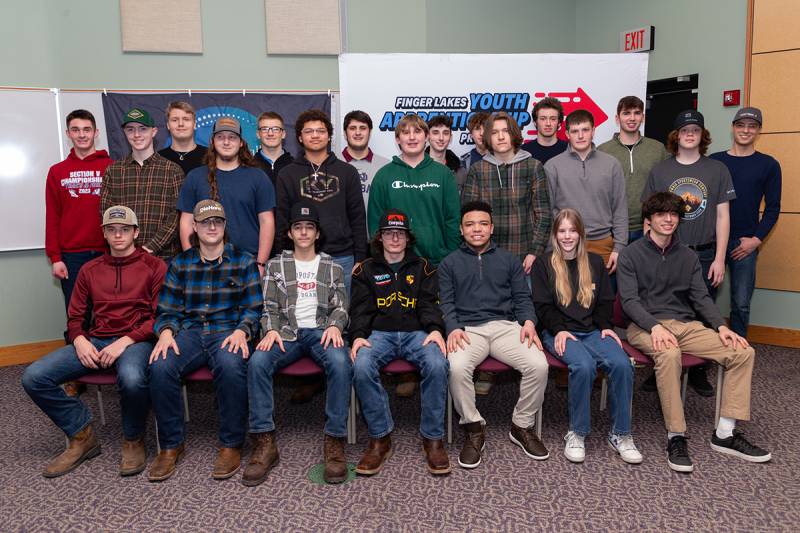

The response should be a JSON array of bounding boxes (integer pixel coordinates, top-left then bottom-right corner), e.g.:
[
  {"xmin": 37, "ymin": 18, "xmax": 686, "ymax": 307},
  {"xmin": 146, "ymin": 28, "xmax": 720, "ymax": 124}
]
[
  {"xmin": 45, "ymin": 148, "xmax": 112, "ymax": 263},
  {"xmin": 67, "ymin": 248, "xmax": 167, "ymax": 343}
]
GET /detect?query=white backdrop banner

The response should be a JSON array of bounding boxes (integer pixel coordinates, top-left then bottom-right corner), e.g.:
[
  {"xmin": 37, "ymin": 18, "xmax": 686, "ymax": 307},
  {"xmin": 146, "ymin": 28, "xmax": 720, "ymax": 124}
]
[{"xmin": 338, "ymin": 53, "xmax": 649, "ymax": 159}]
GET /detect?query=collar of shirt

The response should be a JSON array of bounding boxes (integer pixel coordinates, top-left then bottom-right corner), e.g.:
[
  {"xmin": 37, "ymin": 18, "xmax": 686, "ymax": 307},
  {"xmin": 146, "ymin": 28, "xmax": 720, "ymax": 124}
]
[
  {"xmin": 342, "ymin": 147, "xmax": 373, "ymax": 163},
  {"xmin": 189, "ymin": 243, "xmax": 234, "ymax": 265}
]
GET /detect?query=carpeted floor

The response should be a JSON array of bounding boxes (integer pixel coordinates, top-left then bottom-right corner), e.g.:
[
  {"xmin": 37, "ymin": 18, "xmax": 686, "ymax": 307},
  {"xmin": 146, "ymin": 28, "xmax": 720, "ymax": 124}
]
[{"xmin": 1, "ymin": 343, "xmax": 798, "ymax": 532}]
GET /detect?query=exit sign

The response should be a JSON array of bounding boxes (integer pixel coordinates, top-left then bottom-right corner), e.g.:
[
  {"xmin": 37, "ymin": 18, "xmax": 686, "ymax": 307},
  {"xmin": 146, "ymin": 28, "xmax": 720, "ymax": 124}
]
[{"xmin": 619, "ymin": 26, "xmax": 655, "ymax": 53}]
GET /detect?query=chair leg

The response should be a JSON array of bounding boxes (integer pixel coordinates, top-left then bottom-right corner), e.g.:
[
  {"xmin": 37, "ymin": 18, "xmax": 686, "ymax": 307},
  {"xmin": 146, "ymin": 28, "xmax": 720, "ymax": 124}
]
[
  {"xmin": 154, "ymin": 416, "xmax": 161, "ymax": 454},
  {"xmin": 447, "ymin": 389, "xmax": 453, "ymax": 444},
  {"xmin": 347, "ymin": 387, "xmax": 357, "ymax": 445},
  {"xmin": 714, "ymin": 363, "xmax": 724, "ymax": 427},
  {"xmin": 600, "ymin": 377, "xmax": 608, "ymax": 412},
  {"xmin": 96, "ymin": 386, "xmax": 106, "ymax": 426},
  {"xmin": 681, "ymin": 370, "xmax": 688, "ymax": 404},
  {"xmin": 182, "ymin": 383, "xmax": 190, "ymax": 423},
  {"xmin": 535, "ymin": 408, "xmax": 543, "ymax": 440}
]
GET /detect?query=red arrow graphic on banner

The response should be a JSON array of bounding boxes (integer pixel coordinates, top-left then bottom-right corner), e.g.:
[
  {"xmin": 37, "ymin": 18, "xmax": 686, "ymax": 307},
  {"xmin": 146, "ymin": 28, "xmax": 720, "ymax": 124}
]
[{"xmin": 526, "ymin": 88, "xmax": 609, "ymax": 141}]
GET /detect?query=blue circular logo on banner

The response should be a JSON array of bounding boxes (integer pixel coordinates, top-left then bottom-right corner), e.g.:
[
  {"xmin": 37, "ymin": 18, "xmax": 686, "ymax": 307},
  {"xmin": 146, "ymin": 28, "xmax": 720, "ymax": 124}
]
[{"xmin": 174, "ymin": 106, "xmax": 260, "ymax": 152}]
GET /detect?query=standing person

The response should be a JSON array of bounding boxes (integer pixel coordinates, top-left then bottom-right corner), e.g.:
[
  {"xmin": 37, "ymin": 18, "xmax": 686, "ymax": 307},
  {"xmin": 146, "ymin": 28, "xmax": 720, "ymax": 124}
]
[
  {"xmin": 425, "ymin": 114, "xmax": 467, "ymax": 192},
  {"xmin": 598, "ymin": 96, "xmax": 669, "ymax": 243},
  {"xmin": 147, "ymin": 200, "xmax": 262, "ymax": 482},
  {"xmin": 253, "ymin": 111, "xmax": 294, "ymax": 186},
  {"xmin": 460, "ymin": 112, "xmax": 490, "ymax": 169},
  {"xmin": 532, "ymin": 209, "xmax": 641, "ymax": 464},
  {"xmin": 618, "ymin": 192, "xmax": 770, "ymax": 473},
  {"xmin": 440, "ymin": 201, "xmax": 550, "ymax": 469},
  {"xmin": 158, "ymin": 101, "xmax": 207, "ymax": 176},
  {"xmin": 244, "ymin": 203, "xmax": 352, "ymax": 486},
  {"xmin": 101, "ymin": 107, "xmax": 184, "ymax": 261},
  {"xmin": 341, "ymin": 110, "xmax": 389, "ymax": 209},
  {"xmin": 710, "ymin": 107, "xmax": 781, "ymax": 338},
  {"xmin": 521, "ymin": 97, "xmax": 568, "ymax": 165},
  {"xmin": 642, "ymin": 110, "xmax": 735, "ymax": 396},
  {"xmin": 350, "ymin": 209, "xmax": 450, "ymax": 476},
  {"xmin": 23, "ymin": 206, "xmax": 166, "ymax": 478},
  {"xmin": 177, "ymin": 117, "xmax": 276, "ymax": 274}
]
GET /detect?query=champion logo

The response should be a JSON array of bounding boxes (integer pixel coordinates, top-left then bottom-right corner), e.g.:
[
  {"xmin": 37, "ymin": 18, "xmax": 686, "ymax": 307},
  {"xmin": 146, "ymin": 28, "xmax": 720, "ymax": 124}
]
[
  {"xmin": 391, "ymin": 180, "xmax": 440, "ymax": 190},
  {"xmin": 388, "ymin": 213, "xmax": 405, "ymax": 222}
]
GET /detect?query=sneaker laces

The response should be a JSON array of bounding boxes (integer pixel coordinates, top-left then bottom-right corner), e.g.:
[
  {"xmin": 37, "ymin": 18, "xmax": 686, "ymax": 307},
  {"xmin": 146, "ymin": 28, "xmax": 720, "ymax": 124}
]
[
  {"xmin": 564, "ymin": 431, "xmax": 584, "ymax": 450},
  {"xmin": 730, "ymin": 431, "xmax": 763, "ymax": 454},
  {"xmin": 668, "ymin": 436, "xmax": 690, "ymax": 458},
  {"xmin": 613, "ymin": 434, "xmax": 638, "ymax": 453}
]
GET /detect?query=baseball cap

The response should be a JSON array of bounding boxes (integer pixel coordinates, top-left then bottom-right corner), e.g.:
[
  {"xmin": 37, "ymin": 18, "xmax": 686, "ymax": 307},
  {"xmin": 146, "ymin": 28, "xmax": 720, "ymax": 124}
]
[
  {"xmin": 102, "ymin": 205, "xmax": 138, "ymax": 226},
  {"xmin": 193, "ymin": 199, "xmax": 226, "ymax": 222},
  {"xmin": 733, "ymin": 107, "xmax": 763, "ymax": 126},
  {"xmin": 289, "ymin": 203, "xmax": 320, "ymax": 225},
  {"xmin": 212, "ymin": 117, "xmax": 242, "ymax": 137},
  {"xmin": 121, "ymin": 108, "xmax": 155, "ymax": 128},
  {"xmin": 378, "ymin": 209, "xmax": 411, "ymax": 232},
  {"xmin": 673, "ymin": 110, "xmax": 704, "ymax": 130}
]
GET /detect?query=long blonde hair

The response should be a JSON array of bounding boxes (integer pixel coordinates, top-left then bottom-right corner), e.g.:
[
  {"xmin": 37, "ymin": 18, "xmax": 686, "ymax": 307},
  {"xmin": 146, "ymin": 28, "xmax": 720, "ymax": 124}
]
[{"xmin": 549, "ymin": 209, "xmax": 594, "ymax": 308}]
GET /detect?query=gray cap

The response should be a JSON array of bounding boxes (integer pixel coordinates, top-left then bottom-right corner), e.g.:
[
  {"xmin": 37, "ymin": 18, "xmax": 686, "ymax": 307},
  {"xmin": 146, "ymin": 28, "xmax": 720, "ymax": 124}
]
[
  {"xmin": 733, "ymin": 107, "xmax": 762, "ymax": 126},
  {"xmin": 212, "ymin": 117, "xmax": 242, "ymax": 136}
]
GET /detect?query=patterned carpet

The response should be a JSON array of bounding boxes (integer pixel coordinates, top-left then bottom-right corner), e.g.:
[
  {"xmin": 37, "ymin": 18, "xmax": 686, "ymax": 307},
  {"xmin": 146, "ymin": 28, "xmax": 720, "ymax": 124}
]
[{"xmin": 1, "ymin": 343, "xmax": 798, "ymax": 532}]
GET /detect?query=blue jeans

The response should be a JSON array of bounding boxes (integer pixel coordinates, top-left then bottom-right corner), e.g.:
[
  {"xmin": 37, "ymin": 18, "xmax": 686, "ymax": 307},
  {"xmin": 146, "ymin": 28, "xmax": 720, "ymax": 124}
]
[
  {"xmin": 148, "ymin": 329, "xmax": 248, "ymax": 449},
  {"xmin": 22, "ymin": 337, "xmax": 152, "ymax": 439},
  {"xmin": 726, "ymin": 238, "xmax": 758, "ymax": 337},
  {"xmin": 331, "ymin": 254, "xmax": 354, "ymax": 297},
  {"xmin": 248, "ymin": 328, "xmax": 352, "ymax": 437},
  {"xmin": 628, "ymin": 229, "xmax": 644, "ymax": 243},
  {"xmin": 353, "ymin": 330, "xmax": 449, "ymax": 440},
  {"xmin": 694, "ymin": 246, "xmax": 718, "ymax": 300},
  {"xmin": 542, "ymin": 330, "xmax": 633, "ymax": 437}
]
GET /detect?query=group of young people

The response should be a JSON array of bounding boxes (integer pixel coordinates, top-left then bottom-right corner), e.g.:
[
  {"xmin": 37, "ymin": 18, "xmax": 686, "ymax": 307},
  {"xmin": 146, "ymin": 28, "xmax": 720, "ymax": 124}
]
[{"xmin": 24, "ymin": 94, "xmax": 780, "ymax": 486}]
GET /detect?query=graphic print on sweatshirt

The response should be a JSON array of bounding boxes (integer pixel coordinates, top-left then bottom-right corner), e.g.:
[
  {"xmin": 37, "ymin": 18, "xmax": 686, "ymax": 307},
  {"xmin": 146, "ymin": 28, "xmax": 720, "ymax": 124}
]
[
  {"xmin": 62, "ymin": 170, "xmax": 103, "ymax": 197},
  {"xmin": 668, "ymin": 177, "xmax": 708, "ymax": 221},
  {"xmin": 300, "ymin": 172, "xmax": 340, "ymax": 202}
]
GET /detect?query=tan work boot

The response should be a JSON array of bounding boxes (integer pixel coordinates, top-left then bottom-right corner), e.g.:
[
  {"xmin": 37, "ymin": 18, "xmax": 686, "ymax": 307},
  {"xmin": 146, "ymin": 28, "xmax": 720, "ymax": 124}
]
[
  {"xmin": 355, "ymin": 435, "xmax": 393, "ymax": 475},
  {"xmin": 43, "ymin": 424, "xmax": 101, "ymax": 478},
  {"xmin": 242, "ymin": 432, "xmax": 279, "ymax": 487},
  {"xmin": 323, "ymin": 435, "xmax": 348, "ymax": 484},
  {"xmin": 395, "ymin": 373, "xmax": 418, "ymax": 397},
  {"xmin": 119, "ymin": 437, "xmax": 146, "ymax": 476},
  {"xmin": 212, "ymin": 447, "xmax": 242, "ymax": 480},
  {"xmin": 147, "ymin": 443, "xmax": 185, "ymax": 482}
]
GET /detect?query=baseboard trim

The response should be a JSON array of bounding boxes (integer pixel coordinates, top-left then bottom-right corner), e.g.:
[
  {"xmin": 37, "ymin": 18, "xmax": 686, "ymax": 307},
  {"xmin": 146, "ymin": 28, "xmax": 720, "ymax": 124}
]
[
  {"xmin": 0, "ymin": 340, "xmax": 65, "ymax": 367},
  {"xmin": 747, "ymin": 325, "xmax": 800, "ymax": 349}
]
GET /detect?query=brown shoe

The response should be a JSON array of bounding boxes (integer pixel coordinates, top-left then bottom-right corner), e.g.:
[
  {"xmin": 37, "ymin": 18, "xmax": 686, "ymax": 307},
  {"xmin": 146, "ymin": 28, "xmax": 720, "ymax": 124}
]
[
  {"xmin": 242, "ymin": 432, "xmax": 279, "ymax": 487},
  {"xmin": 212, "ymin": 447, "xmax": 242, "ymax": 479},
  {"xmin": 43, "ymin": 424, "xmax": 101, "ymax": 478},
  {"xmin": 395, "ymin": 373, "xmax": 418, "ymax": 397},
  {"xmin": 355, "ymin": 435, "xmax": 392, "ymax": 475},
  {"xmin": 555, "ymin": 368, "xmax": 569, "ymax": 390},
  {"xmin": 63, "ymin": 381, "xmax": 86, "ymax": 398},
  {"xmin": 458, "ymin": 422, "xmax": 485, "ymax": 469},
  {"xmin": 119, "ymin": 437, "xmax": 146, "ymax": 476},
  {"xmin": 323, "ymin": 435, "xmax": 348, "ymax": 484},
  {"xmin": 422, "ymin": 438, "xmax": 451, "ymax": 475},
  {"xmin": 509, "ymin": 422, "xmax": 549, "ymax": 460},
  {"xmin": 290, "ymin": 378, "xmax": 324, "ymax": 404},
  {"xmin": 147, "ymin": 443, "xmax": 185, "ymax": 482}
]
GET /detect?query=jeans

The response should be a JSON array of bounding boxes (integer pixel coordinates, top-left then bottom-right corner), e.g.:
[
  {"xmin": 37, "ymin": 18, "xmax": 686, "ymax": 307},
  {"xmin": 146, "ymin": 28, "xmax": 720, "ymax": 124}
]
[
  {"xmin": 694, "ymin": 245, "xmax": 718, "ymax": 300},
  {"xmin": 248, "ymin": 328, "xmax": 352, "ymax": 437},
  {"xmin": 60, "ymin": 251, "xmax": 103, "ymax": 312},
  {"xmin": 353, "ymin": 330, "xmax": 449, "ymax": 440},
  {"xmin": 726, "ymin": 238, "xmax": 758, "ymax": 338},
  {"xmin": 331, "ymin": 254, "xmax": 354, "ymax": 297},
  {"xmin": 628, "ymin": 229, "xmax": 644, "ymax": 243},
  {"xmin": 22, "ymin": 337, "xmax": 152, "ymax": 439},
  {"xmin": 148, "ymin": 329, "xmax": 248, "ymax": 449},
  {"xmin": 542, "ymin": 330, "xmax": 633, "ymax": 436}
]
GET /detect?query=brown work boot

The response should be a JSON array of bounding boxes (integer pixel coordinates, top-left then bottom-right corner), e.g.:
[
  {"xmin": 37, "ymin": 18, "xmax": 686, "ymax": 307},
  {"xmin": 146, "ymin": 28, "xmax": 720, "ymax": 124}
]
[
  {"xmin": 355, "ymin": 435, "xmax": 392, "ymax": 475},
  {"xmin": 63, "ymin": 381, "xmax": 86, "ymax": 397},
  {"xmin": 43, "ymin": 424, "xmax": 101, "ymax": 478},
  {"xmin": 509, "ymin": 422, "xmax": 549, "ymax": 460},
  {"xmin": 323, "ymin": 435, "xmax": 348, "ymax": 483},
  {"xmin": 119, "ymin": 436, "xmax": 146, "ymax": 476},
  {"xmin": 422, "ymin": 438, "xmax": 451, "ymax": 475},
  {"xmin": 395, "ymin": 373, "xmax": 418, "ymax": 397},
  {"xmin": 148, "ymin": 443, "xmax": 185, "ymax": 482},
  {"xmin": 242, "ymin": 432, "xmax": 279, "ymax": 487},
  {"xmin": 212, "ymin": 447, "xmax": 242, "ymax": 480},
  {"xmin": 458, "ymin": 422, "xmax": 485, "ymax": 469},
  {"xmin": 290, "ymin": 377, "xmax": 325, "ymax": 404}
]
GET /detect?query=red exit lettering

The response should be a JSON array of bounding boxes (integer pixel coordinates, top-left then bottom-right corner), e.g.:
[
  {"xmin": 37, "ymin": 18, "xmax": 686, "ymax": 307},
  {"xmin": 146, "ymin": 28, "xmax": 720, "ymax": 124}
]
[{"xmin": 625, "ymin": 29, "xmax": 645, "ymax": 51}]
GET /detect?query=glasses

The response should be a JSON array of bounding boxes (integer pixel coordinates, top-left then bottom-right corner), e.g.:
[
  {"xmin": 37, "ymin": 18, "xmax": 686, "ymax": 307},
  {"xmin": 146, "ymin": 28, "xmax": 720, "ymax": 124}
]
[
  {"xmin": 381, "ymin": 229, "xmax": 407, "ymax": 240},
  {"xmin": 301, "ymin": 128, "xmax": 328, "ymax": 136},
  {"xmin": 103, "ymin": 225, "xmax": 135, "ymax": 235},
  {"xmin": 197, "ymin": 217, "xmax": 226, "ymax": 228},
  {"xmin": 258, "ymin": 126, "xmax": 284, "ymax": 133}
]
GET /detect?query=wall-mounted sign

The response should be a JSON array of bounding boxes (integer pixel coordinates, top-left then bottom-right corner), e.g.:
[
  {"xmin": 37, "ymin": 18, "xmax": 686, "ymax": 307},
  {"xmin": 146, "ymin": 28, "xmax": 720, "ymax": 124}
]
[{"xmin": 620, "ymin": 26, "xmax": 655, "ymax": 53}]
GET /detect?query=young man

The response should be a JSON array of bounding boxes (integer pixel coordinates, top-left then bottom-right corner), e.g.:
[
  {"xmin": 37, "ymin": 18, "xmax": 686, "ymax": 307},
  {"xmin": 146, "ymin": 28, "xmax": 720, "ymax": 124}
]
[
  {"xmin": 369, "ymin": 114, "xmax": 461, "ymax": 266},
  {"xmin": 460, "ymin": 111, "xmax": 490, "ymax": 169},
  {"xmin": 598, "ymin": 96, "xmax": 669, "ymax": 242},
  {"xmin": 23, "ymin": 206, "xmax": 166, "ymax": 478},
  {"xmin": 425, "ymin": 114, "xmax": 467, "ymax": 192},
  {"xmin": 544, "ymin": 109, "xmax": 628, "ymax": 274},
  {"xmin": 177, "ymin": 117, "xmax": 276, "ymax": 274},
  {"xmin": 642, "ymin": 110, "xmax": 736, "ymax": 396},
  {"xmin": 521, "ymin": 97, "xmax": 568, "ymax": 165},
  {"xmin": 253, "ymin": 111, "xmax": 294, "ymax": 186},
  {"xmin": 350, "ymin": 209, "xmax": 450, "ymax": 476},
  {"xmin": 148, "ymin": 200, "xmax": 262, "ymax": 482},
  {"xmin": 276, "ymin": 109, "xmax": 367, "ymax": 294},
  {"xmin": 101, "ymin": 107, "xmax": 185, "ymax": 261},
  {"xmin": 45, "ymin": 109, "xmax": 112, "ymax": 319},
  {"xmin": 341, "ymin": 110, "xmax": 389, "ymax": 208},
  {"xmin": 710, "ymin": 107, "xmax": 782, "ymax": 338},
  {"xmin": 439, "ymin": 201, "xmax": 550, "ymax": 469},
  {"xmin": 158, "ymin": 101, "xmax": 208, "ymax": 176},
  {"xmin": 618, "ymin": 192, "xmax": 771, "ymax": 473}
]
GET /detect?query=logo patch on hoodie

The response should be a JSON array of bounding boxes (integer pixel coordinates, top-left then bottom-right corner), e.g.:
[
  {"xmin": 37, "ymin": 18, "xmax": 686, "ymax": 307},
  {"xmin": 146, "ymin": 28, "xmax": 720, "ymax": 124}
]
[
  {"xmin": 374, "ymin": 273, "xmax": 391, "ymax": 286},
  {"xmin": 300, "ymin": 173, "xmax": 340, "ymax": 201}
]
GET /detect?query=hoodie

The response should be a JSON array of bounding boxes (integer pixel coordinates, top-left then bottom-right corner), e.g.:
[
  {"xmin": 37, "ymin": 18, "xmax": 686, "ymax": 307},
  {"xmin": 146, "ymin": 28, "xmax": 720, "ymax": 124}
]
[
  {"xmin": 462, "ymin": 150, "xmax": 552, "ymax": 259},
  {"xmin": 253, "ymin": 149, "xmax": 294, "ymax": 186}
]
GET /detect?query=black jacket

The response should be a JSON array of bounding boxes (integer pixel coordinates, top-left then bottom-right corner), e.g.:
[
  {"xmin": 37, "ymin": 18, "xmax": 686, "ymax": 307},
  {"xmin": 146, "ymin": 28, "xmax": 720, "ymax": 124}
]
[
  {"xmin": 349, "ymin": 249, "xmax": 445, "ymax": 340},
  {"xmin": 253, "ymin": 150, "xmax": 294, "ymax": 186}
]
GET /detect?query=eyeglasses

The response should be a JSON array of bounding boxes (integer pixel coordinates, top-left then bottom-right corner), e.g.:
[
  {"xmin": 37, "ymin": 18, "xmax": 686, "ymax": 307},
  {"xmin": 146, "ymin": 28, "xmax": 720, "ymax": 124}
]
[
  {"xmin": 301, "ymin": 128, "xmax": 328, "ymax": 136},
  {"xmin": 197, "ymin": 217, "xmax": 226, "ymax": 228},
  {"xmin": 381, "ymin": 229, "xmax": 407, "ymax": 239},
  {"xmin": 103, "ymin": 225, "xmax": 135, "ymax": 235},
  {"xmin": 258, "ymin": 126, "xmax": 284, "ymax": 133}
]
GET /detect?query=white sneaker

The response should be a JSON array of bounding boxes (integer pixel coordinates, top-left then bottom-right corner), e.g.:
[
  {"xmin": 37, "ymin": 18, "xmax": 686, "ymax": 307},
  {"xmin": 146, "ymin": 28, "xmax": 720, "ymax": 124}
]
[
  {"xmin": 608, "ymin": 434, "xmax": 643, "ymax": 464},
  {"xmin": 563, "ymin": 431, "xmax": 585, "ymax": 463}
]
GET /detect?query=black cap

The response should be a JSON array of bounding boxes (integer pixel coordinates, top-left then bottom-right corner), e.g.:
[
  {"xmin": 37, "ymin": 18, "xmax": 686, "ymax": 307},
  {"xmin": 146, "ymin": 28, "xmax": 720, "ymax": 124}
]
[
  {"xmin": 733, "ymin": 107, "xmax": 762, "ymax": 126},
  {"xmin": 289, "ymin": 203, "xmax": 319, "ymax": 225},
  {"xmin": 378, "ymin": 209, "xmax": 411, "ymax": 232},
  {"xmin": 673, "ymin": 109, "xmax": 704, "ymax": 130}
]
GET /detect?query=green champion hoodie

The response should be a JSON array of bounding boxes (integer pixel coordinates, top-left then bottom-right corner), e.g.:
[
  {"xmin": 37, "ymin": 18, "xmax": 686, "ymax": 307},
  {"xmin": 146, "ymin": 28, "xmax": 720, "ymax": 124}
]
[{"xmin": 368, "ymin": 154, "xmax": 461, "ymax": 264}]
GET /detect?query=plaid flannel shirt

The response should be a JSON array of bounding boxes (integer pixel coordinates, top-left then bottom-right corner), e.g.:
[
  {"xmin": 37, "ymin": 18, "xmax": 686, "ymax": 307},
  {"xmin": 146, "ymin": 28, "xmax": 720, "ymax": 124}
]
[
  {"xmin": 155, "ymin": 244, "xmax": 263, "ymax": 339},
  {"xmin": 101, "ymin": 152, "xmax": 184, "ymax": 260}
]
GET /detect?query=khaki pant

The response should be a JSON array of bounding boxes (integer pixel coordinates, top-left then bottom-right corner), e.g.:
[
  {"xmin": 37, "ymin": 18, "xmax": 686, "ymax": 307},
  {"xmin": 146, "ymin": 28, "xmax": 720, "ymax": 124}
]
[
  {"xmin": 448, "ymin": 320, "xmax": 548, "ymax": 428},
  {"xmin": 587, "ymin": 235, "xmax": 614, "ymax": 264},
  {"xmin": 627, "ymin": 319, "xmax": 755, "ymax": 433}
]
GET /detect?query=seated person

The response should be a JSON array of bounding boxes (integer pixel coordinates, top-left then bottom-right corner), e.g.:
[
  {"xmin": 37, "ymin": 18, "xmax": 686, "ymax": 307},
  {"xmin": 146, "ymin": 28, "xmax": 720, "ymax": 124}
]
[
  {"xmin": 532, "ymin": 208, "xmax": 642, "ymax": 464},
  {"xmin": 350, "ymin": 209, "xmax": 450, "ymax": 476},
  {"xmin": 244, "ymin": 202, "xmax": 352, "ymax": 486},
  {"xmin": 23, "ymin": 206, "xmax": 166, "ymax": 478}
]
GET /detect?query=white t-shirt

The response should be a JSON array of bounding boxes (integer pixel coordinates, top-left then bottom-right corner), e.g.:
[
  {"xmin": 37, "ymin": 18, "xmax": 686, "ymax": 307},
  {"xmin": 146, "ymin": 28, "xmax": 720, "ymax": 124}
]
[{"xmin": 295, "ymin": 255, "xmax": 321, "ymax": 328}]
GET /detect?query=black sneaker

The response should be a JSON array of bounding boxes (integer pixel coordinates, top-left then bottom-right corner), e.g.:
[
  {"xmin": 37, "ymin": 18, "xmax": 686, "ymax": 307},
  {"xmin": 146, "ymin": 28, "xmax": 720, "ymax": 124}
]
[
  {"xmin": 710, "ymin": 430, "xmax": 772, "ymax": 463},
  {"xmin": 641, "ymin": 371, "xmax": 657, "ymax": 392},
  {"xmin": 458, "ymin": 422, "xmax": 485, "ymax": 469},
  {"xmin": 688, "ymin": 365, "xmax": 714, "ymax": 397},
  {"xmin": 666, "ymin": 435, "xmax": 694, "ymax": 473},
  {"xmin": 509, "ymin": 423, "xmax": 549, "ymax": 460}
]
